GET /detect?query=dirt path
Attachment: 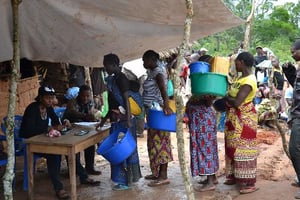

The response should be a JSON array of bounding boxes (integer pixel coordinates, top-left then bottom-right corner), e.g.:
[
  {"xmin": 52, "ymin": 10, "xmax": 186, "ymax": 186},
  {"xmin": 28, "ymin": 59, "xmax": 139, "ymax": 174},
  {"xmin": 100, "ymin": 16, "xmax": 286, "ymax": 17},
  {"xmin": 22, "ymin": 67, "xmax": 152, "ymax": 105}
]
[{"xmin": 1, "ymin": 126, "xmax": 298, "ymax": 200}]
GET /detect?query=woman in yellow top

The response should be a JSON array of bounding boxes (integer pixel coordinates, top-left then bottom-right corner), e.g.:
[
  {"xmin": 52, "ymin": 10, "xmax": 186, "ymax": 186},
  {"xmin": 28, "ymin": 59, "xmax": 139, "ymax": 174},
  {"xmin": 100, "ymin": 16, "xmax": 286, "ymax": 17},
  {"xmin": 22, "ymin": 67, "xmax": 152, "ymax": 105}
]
[{"xmin": 224, "ymin": 52, "xmax": 259, "ymax": 194}]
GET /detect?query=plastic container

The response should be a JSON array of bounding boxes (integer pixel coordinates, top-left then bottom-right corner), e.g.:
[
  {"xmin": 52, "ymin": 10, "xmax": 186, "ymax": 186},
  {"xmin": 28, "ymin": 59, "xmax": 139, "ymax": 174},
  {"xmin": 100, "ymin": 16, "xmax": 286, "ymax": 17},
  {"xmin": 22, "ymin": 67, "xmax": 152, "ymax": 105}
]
[
  {"xmin": 54, "ymin": 107, "xmax": 66, "ymax": 119},
  {"xmin": 211, "ymin": 57, "xmax": 230, "ymax": 75},
  {"xmin": 97, "ymin": 128, "xmax": 136, "ymax": 165},
  {"xmin": 148, "ymin": 109, "xmax": 176, "ymax": 132},
  {"xmin": 190, "ymin": 72, "xmax": 227, "ymax": 96},
  {"xmin": 189, "ymin": 61, "xmax": 210, "ymax": 74}
]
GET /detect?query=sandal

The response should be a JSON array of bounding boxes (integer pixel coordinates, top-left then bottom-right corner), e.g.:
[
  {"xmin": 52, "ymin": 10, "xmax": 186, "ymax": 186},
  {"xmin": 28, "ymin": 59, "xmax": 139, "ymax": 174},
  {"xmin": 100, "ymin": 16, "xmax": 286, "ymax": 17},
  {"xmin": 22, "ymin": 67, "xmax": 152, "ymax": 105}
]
[
  {"xmin": 292, "ymin": 180, "xmax": 300, "ymax": 187},
  {"xmin": 148, "ymin": 179, "xmax": 170, "ymax": 187},
  {"xmin": 223, "ymin": 179, "xmax": 236, "ymax": 185},
  {"xmin": 81, "ymin": 178, "xmax": 101, "ymax": 186},
  {"xmin": 112, "ymin": 184, "xmax": 130, "ymax": 191},
  {"xmin": 56, "ymin": 189, "xmax": 70, "ymax": 200},
  {"xmin": 194, "ymin": 185, "xmax": 216, "ymax": 192},
  {"xmin": 144, "ymin": 174, "xmax": 158, "ymax": 180},
  {"xmin": 198, "ymin": 179, "xmax": 218, "ymax": 185},
  {"xmin": 239, "ymin": 186, "xmax": 259, "ymax": 194}
]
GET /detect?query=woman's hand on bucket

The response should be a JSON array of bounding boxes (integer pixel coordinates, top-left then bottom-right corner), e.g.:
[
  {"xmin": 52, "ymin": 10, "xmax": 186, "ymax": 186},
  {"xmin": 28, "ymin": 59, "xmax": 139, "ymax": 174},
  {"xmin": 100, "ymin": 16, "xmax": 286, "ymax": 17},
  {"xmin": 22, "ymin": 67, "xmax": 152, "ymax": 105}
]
[{"xmin": 163, "ymin": 105, "xmax": 173, "ymax": 115}]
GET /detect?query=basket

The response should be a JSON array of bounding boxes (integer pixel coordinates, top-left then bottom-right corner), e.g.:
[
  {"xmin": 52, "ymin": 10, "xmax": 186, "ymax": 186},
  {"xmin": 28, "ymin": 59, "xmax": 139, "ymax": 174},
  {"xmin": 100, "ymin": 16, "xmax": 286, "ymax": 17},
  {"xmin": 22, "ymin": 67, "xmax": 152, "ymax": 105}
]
[
  {"xmin": 211, "ymin": 57, "xmax": 230, "ymax": 75},
  {"xmin": 189, "ymin": 61, "xmax": 210, "ymax": 74},
  {"xmin": 148, "ymin": 109, "xmax": 176, "ymax": 132},
  {"xmin": 97, "ymin": 128, "xmax": 136, "ymax": 165},
  {"xmin": 190, "ymin": 72, "xmax": 227, "ymax": 96}
]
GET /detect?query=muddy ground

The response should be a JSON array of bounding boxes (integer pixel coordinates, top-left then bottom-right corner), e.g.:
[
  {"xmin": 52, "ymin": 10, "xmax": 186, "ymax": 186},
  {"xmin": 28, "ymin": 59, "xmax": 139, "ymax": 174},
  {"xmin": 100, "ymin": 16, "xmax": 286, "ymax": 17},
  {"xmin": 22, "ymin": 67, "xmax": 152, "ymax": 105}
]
[{"xmin": 0, "ymin": 122, "xmax": 298, "ymax": 200}]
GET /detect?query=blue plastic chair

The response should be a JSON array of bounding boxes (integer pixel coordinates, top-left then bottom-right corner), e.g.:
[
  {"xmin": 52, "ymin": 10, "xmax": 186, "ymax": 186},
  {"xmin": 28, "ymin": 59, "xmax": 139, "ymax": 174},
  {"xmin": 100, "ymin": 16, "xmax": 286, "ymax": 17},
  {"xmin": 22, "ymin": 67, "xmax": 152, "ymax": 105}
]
[
  {"xmin": 0, "ymin": 156, "xmax": 8, "ymax": 179},
  {"xmin": 0, "ymin": 158, "xmax": 7, "ymax": 166},
  {"xmin": 0, "ymin": 115, "xmax": 41, "ymax": 191}
]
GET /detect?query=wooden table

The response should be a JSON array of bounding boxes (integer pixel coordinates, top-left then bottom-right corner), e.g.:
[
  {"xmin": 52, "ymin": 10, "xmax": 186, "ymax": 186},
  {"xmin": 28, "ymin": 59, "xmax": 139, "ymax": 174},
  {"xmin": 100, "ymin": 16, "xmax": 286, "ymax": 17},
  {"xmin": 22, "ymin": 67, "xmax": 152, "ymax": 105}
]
[{"xmin": 25, "ymin": 126, "xmax": 110, "ymax": 200}]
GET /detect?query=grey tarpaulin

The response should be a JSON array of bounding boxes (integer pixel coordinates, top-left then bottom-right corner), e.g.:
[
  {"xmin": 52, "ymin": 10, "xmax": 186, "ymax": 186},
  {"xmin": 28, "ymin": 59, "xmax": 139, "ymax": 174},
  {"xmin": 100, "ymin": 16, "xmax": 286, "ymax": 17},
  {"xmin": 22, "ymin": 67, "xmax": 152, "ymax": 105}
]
[{"xmin": 0, "ymin": 0, "xmax": 244, "ymax": 67}]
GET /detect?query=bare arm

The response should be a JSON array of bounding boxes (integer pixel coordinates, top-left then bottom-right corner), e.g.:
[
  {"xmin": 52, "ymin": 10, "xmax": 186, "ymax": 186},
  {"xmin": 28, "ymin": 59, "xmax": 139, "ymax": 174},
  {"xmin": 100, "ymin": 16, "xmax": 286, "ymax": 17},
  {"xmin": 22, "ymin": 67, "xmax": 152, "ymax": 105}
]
[
  {"xmin": 226, "ymin": 84, "xmax": 252, "ymax": 108},
  {"xmin": 122, "ymin": 90, "xmax": 132, "ymax": 128},
  {"xmin": 156, "ymin": 73, "xmax": 173, "ymax": 115}
]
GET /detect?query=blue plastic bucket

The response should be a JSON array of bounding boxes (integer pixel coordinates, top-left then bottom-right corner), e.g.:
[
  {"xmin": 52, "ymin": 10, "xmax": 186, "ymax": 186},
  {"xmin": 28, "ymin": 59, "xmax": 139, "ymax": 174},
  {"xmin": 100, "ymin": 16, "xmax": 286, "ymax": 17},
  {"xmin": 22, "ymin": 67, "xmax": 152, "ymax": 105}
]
[
  {"xmin": 148, "ymin": 109, "xmax": 176, "ymax": 132},
  {"xmin": 97, "ymin": 128, "xmax": 136, "ymax": 165},
  {"xmin": 189, "ymin": 61, "xmax": 210, "ymax": 74}
]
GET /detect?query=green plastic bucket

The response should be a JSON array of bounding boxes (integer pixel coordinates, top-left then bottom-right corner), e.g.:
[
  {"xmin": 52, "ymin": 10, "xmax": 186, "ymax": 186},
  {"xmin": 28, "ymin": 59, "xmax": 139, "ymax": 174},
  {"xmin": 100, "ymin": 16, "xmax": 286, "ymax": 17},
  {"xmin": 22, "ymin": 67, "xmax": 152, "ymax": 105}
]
[{"xmin": 190, "ymin": 72, "xmax": 227, "ymax": 96}]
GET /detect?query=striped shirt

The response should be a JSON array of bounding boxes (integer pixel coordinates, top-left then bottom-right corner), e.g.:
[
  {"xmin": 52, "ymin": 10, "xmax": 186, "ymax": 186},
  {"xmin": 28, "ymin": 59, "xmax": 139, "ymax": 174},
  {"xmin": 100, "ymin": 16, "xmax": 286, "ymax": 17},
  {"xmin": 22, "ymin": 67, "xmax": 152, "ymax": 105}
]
[{"xmin": 143, "ymin": 66, "xmax": 167, "ymax": 108}]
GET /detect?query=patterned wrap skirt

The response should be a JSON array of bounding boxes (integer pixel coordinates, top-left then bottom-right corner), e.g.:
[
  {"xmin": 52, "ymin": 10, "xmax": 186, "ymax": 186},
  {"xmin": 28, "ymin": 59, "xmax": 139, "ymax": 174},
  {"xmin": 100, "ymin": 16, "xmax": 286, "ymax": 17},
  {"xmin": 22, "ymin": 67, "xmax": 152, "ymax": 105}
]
[
  {"xmin": 224, "ymin": 101, "xmax": 258, "ymax": 185},
  {"xmin": 186, "ymin": 105, "xmax": 219, "ymax": 176},
  {"xmin": 147, "ymin": 129, "xmax": 173, "ymax": 177}
]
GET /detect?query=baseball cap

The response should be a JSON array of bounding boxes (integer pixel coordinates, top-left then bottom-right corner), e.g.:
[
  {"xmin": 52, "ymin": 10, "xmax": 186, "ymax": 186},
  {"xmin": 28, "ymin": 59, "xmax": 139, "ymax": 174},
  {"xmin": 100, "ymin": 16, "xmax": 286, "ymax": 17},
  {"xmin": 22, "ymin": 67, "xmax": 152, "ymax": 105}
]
[{"xmin": 200, "ymin": 47, "xmax": 208, "ymax": 52}]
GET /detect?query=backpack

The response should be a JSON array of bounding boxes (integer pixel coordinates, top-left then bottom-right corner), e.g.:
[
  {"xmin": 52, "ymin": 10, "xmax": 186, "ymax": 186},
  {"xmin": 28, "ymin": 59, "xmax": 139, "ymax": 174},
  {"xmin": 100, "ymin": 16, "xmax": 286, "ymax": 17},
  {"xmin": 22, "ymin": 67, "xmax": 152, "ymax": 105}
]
[{"xmin": 106, "ymin": 75, "xmax": 143, "ymax": 116}]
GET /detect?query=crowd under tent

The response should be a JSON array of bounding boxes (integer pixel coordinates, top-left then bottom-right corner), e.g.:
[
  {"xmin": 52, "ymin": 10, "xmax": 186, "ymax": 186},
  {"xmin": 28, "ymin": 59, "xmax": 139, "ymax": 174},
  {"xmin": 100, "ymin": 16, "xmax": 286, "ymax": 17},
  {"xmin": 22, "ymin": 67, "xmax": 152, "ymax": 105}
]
[{"xmin": 0, "ymin": 0, "xmax": 244, "ymax": 121}]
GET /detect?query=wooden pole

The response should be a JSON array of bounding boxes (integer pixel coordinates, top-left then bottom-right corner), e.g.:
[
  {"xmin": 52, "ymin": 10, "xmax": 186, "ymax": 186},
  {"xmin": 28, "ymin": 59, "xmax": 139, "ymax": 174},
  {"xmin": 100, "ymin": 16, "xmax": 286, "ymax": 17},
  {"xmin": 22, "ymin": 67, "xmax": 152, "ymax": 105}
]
[
  {"xmin": 84, "ymin": 67, "xmax": 93, "ymax": 97},
  {"xmin": 3, "ymin": 0, "xmax": 22, "ymax": 199},
  {"xmin": 243, "ymin": 0, "xmax": 256, "ymax": 50},
  {"xmin": 174, "ymin": 0, "xmax": 195, "ymax": 199}
]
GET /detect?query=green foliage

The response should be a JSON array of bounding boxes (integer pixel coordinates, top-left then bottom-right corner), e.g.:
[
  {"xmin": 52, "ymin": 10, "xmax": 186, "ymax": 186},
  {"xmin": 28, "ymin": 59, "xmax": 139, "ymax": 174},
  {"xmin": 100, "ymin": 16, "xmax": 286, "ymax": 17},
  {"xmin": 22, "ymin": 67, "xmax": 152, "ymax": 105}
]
[{"xmin": 194, "ymin": 0, "xmax": 300, "ymax": 62}]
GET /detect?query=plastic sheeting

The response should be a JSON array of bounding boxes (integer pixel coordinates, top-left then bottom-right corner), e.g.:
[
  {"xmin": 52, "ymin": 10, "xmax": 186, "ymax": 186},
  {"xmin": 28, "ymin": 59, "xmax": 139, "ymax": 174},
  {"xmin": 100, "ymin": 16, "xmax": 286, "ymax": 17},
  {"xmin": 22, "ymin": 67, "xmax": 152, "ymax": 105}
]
[{"xmin": 0, "ymin": 0, "xmax": 244, "ymax": 67}]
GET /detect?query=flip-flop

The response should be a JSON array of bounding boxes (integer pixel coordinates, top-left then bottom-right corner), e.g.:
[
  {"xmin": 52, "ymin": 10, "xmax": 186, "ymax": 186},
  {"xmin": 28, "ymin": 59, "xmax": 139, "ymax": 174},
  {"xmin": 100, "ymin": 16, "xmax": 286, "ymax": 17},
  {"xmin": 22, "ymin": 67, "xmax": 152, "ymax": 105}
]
[
  {"xmin": 239, "ymin": 186, "xmax": 259, "ymax": 194},
  {"xmin": 81, "ymin": 178, "xmax": 101, "ymax": 186},
  {"xmin": 194, "ymin": 185, "xmax": 216, "ymax": 192},
  {"xmin": 144, "ymin": 174, "xmax": 158, "ymax": 180},
  {"xmin": 56, "ymin": 189, "xmax": 70, "ymax": 200},
  {"xmin": 223, "ymin": 179, "xmax": 236, "ymax": 185},
  {"xmin": 148, "ymin": 179, "xmax": 170, "ymax": 187},
  {"xmin": 198, "ymin": 179, "xmax": 218, "ymax": 185},
  {"xmin": 112, "ymin": 184, "xmax": 130, "ymax": 191},
  {"xmin": 292, "ymin": 180, "xmax": 300, "ymax": 187}
]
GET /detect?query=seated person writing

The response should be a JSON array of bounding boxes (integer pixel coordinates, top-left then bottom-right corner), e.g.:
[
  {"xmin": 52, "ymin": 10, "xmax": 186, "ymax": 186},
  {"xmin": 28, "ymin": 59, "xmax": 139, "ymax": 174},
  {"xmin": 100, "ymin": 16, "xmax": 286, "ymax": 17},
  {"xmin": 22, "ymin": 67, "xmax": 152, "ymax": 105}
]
[
  {"xmin": 20, "ymin": 86, "xmax": 99, "ymax": 200},
  {"xmin": 63, "ymin": 84, "xmax": 101, "ymax": 175}
]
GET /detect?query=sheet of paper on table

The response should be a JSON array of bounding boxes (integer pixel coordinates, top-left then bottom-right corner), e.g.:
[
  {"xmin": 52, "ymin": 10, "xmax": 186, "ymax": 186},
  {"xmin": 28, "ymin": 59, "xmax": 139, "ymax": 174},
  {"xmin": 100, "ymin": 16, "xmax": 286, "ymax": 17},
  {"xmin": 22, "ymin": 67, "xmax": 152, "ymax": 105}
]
[
  {"xmin": 73, "ymin": 122, "xmax": 111, "ymax": 131},
  {"xmin": 74, "ymin": 122, "xmax": 99, "ymax": 127},
  {"xmin": 98, "ymin": 123, "xmax": 111, "ymax": 131}
]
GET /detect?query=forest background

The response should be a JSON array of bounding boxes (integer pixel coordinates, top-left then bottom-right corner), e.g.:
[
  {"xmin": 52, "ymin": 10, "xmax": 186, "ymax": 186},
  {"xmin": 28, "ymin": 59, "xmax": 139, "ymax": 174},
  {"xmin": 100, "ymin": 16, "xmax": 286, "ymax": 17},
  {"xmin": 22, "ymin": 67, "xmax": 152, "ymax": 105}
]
[{"xmin": 194, "ymin": 0, "xmax": 300, "ymax": 62}]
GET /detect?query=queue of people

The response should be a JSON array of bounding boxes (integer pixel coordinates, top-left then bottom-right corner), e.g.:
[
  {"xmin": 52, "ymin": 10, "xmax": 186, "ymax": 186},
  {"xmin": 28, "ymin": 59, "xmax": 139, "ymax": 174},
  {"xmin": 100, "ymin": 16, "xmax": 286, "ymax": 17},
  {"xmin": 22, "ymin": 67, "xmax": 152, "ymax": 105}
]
[{"xmin": 17, "ymin": 40, "xmax": 300, "ymax": 199}]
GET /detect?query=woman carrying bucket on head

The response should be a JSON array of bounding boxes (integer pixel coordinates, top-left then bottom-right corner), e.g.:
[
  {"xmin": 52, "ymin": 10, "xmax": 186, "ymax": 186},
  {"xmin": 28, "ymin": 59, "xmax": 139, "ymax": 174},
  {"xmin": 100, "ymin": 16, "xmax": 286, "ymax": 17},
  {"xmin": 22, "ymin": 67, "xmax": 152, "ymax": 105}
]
[
  {"xmin": 185, "ymin": 94, "xmax": 219, "ymax": 192},
  {"xmin": 97, "ymin": 53, "xmax": 142, "ymax": 191},
  {"xmin": 142, "ymin": 50, "xmax": 174, "ymax": 187}
]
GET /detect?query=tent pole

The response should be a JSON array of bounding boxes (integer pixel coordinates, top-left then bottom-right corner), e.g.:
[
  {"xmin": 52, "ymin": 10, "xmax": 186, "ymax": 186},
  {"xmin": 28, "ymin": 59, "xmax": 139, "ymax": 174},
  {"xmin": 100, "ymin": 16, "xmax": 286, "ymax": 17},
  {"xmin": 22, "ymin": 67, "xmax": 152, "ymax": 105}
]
[
  {"xmin": 174, "ymin": 0, "xmax": 195, "ymax": 199},
  {"xmin": 3, "ymin": 0, "xmax": 21, "ymax": 200},
  {"xmin": 84, "ymin": 66, "xmax": 93, "ymax": 97}
]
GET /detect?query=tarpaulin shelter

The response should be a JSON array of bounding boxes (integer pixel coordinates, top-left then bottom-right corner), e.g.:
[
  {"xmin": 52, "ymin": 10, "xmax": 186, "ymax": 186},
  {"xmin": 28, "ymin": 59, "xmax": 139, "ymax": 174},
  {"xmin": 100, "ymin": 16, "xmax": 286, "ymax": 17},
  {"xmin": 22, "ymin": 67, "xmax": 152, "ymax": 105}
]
[{"xmin": 0, "ymin": 0, "xmax": 244, "ymax": 67}]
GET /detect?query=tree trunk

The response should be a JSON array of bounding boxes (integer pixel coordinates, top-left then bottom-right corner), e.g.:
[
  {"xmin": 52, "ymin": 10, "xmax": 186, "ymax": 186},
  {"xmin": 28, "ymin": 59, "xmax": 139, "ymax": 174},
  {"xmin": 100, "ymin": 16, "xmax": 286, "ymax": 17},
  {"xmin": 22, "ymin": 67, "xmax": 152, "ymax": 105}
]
[
  {"xmin": 173, "ymin": 0, "xmax": 195, "ymax": 199},
  {"xmin": 268, "ymin": 65, "xmax": 290, "ymax": 158},
  {"xmin": 3, "ymin": 0, "xmax": 21, "ymax": 199},
  {"xmin": 243, "ymin": 0, "xmax": 256, "ymax": 50},
  {"xmin": 84, "ymin": 67, "xmax": 93, "ymax": 97},
  {"xmin": 275, "ymin": 120, "xmax": 290, "ymax": 158}
]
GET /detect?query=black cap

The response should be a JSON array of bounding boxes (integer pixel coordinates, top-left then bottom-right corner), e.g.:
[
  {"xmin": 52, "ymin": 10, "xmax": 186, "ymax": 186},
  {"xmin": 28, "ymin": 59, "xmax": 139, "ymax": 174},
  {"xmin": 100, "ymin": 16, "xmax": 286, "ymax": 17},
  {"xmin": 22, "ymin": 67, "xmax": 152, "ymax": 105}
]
[{"xmin": 35, "ymin": 86, "xmax": 55, "ymax": 101}]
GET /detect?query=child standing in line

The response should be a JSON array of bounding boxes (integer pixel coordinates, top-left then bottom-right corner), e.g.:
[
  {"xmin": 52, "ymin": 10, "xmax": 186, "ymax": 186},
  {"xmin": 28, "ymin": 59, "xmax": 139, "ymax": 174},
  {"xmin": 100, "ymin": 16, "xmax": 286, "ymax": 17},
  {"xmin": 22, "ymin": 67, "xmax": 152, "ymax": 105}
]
[{"xmin": 185, "ymin": 95, "xmax": 219, "ymax": 192}]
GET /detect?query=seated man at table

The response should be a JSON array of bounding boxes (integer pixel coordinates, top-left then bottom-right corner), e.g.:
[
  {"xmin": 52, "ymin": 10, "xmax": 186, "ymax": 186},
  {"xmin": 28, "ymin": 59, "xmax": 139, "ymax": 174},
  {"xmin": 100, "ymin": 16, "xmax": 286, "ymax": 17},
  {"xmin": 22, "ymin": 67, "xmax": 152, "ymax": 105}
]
[
  {"xmin": 20, "ymin": 86, "xmax": 100, "ymax": 200},
  {"xmin": 63, "ymin": 84, "xmax": 101, "ymax": 175}
]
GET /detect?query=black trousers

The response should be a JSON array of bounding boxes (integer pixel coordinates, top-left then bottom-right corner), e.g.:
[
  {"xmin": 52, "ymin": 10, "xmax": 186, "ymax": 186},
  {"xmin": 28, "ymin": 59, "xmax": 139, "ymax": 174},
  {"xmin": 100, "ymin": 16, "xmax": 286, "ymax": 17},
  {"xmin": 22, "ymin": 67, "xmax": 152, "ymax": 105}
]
[
  {"xmin": 290, "ymin": 118, "xmax": 300, "ymax": 182},
  {"xmin": 84, "ymin": 145, "xmax": 95, "ymax": 171}
]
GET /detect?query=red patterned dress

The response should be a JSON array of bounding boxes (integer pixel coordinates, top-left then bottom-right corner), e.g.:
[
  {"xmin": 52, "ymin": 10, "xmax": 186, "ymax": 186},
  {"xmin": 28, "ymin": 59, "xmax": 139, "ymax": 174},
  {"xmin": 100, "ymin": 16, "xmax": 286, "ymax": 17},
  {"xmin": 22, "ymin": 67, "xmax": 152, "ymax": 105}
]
[{"xmin": 186, "ymin": 104, "xmax": 219, "ymax": 176}]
